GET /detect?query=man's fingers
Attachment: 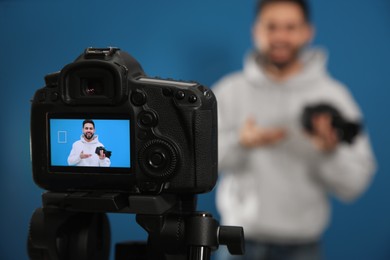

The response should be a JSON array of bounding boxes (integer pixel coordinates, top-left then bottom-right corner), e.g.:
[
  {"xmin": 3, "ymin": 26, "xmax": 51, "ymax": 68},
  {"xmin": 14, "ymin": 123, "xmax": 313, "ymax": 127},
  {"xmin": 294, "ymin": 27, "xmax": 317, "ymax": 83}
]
[
  {"xmin": 324, "ymin": 128, "xmax": 339, "ymax": 148},
  {"xmin": 240, "ymin": 116, "xmax": 286, "ymax": 148},
  {"xmin": 239, "ymin": 117, "xmax": 258, "ymax": 147},
  {"xmin": 80, "ymin": 150, "xmax": 93, "ymax": 159},
  {"xmin": 244, "ymin": 117, "xmax": 257, "ymax": 130},
  {"xmin": 256, "ymin": 128, "xmax": 286, "ymax": 145},
  {"xmin": 308, "ymin": 114, "xmax": 339, "ymax": 152},
  {"xmin": 311, "ymin": 114, "xmax": 333, "ymax": 136}
]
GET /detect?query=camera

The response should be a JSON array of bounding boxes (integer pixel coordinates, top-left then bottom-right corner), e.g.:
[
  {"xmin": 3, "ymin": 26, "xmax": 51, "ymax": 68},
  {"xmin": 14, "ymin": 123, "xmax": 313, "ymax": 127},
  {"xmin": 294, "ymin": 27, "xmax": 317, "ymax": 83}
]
[
  {"xmin": 302, "ymin": 103, "xmax": 362, "ymax": 144},
  {"xmin": 30, "ymin": 47, "xmax": 218, "ymax": 194},
  {"xmin": 95, "ymin": 146, "xmax": 112, "ymax": 159},
  {"xmin": 28, "ymin": 48, "xmax": 245, "ymax": 260}
]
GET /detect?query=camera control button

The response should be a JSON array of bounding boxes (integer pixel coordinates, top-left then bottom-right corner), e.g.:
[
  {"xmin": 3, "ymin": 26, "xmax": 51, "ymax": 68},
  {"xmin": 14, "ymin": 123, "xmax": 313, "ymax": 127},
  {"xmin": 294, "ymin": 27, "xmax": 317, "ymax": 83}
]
[
  {"xmin": 188, "ymin": 95, "xmax": 197, "ymax": 103},
  {"xmin": 139, "ymin": 111, "xmax": 158, "ymax": 127},
  {"xmin": 50, "ymin": 92, "xmax": 59, "ymax": 102},
  {"xmin": 162, "ymin": 88, "xmax": 173, "ymax": 97},
  {"xmin": 141, "ymin": 114, "xmax": 153, "ymax": 125},
  {"xmin": 175, "ymin": 91, "xmax": 185, "ymax": 100},
  {"xmin": 149, "ymin": 152, "xmax": 166, "ymax": 168},
  {"xmin": 131, "ymin": 90, "xmax": 147, "ymax": 106}
]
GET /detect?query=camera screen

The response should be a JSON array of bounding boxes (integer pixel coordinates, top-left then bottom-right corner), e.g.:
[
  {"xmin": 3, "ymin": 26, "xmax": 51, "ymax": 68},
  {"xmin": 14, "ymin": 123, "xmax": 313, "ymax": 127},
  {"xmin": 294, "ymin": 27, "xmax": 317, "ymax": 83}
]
[{"xmin": 49, "ymin": 118, "xmax": 131, "ymax": 172}]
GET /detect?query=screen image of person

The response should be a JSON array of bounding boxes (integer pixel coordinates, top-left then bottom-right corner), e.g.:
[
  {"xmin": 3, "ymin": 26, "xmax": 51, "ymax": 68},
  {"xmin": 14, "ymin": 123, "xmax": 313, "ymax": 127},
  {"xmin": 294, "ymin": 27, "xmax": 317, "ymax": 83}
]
[
  {"xmin": 67, "ymin": 119, "xmax": 111, "ymax": 167},
  {"xmin": 213, "ymin": 0, "xmax": 376, "ymax": 259}
]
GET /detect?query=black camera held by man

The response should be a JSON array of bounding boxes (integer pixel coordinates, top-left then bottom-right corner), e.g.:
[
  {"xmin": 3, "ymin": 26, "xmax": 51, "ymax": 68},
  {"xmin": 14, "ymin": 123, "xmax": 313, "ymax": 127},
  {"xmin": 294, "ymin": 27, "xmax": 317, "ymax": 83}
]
[
  {"xmin": 302, "ymin": 103, "xmax": 362, "ymax": 144},
  {"xmin": 95, "ymin": 146, "xmax": 112, "ymax": 159},
  {"xmin": 28, "ymin": 48, "xmax": 244, "ymax": 260}
]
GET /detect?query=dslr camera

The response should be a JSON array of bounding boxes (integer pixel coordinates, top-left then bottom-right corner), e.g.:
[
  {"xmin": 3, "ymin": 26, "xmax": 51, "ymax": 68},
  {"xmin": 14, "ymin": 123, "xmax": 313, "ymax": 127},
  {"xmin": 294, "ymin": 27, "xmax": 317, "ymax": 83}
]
[
  {"xmin": 31, "ymin": 47, "xmax": 218, "ymax": 194},
  {"xmin": 95, "ymin": 146, "xmax": 112, "ymax": 159},
  {"xmin": 302, "ymin": 103, "xmax": 362, "ymax": 144}
]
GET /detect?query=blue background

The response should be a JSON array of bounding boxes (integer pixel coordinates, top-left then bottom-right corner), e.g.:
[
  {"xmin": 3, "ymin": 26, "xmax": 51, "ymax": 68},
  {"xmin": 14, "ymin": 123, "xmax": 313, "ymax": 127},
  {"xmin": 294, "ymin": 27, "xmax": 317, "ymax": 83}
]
[
  {"xmin": 50, "ymin": 119, "xmax": 131, "ymax": 167},
  {"xmin": 1, "ymin": 0, "xmax": 389, "ymax": 259}
]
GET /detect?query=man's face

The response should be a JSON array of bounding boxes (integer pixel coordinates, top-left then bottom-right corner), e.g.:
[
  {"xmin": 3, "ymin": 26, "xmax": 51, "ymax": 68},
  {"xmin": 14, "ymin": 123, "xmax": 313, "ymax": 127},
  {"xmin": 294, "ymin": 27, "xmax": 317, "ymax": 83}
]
[
  {"xmin": 253, "ymin": 2, "xmax": 313, "ymax": 68},
  {"xmin": 83, "ymin": 123, "xmax": 95, "ymax": 140}
]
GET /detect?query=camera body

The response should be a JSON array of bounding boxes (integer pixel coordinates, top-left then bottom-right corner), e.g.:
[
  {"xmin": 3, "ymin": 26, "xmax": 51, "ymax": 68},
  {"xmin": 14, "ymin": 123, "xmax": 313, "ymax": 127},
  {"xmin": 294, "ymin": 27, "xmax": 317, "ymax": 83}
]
[
  {"xmin": 302, "ymin": 103, "xmax": 362, "ymax": 144},
  {"xmin": 31, "ymin": 47, "xmax": 218, "ymax": 194},
  {"xmin": 95, "ymin": 146, "xmax": 112, "ymax": 159}
]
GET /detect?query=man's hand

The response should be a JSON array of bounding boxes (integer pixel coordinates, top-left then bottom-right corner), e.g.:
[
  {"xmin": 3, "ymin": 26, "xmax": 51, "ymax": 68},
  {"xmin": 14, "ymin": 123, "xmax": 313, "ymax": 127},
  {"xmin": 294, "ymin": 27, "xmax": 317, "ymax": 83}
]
[
  {"xmin": 98, "ymin": 150, "xmax": 106, "ymax": 160},
  {"xmin": 307, "ymin": 113, "xmax": 339, "ymax": 152},
  {"xmin": 80, "ymin": 151, "xmax": 92, "ymax": 159},
  {"xmin": 239, "ymin": 117, "xmax": 286, "ymax": 148}
]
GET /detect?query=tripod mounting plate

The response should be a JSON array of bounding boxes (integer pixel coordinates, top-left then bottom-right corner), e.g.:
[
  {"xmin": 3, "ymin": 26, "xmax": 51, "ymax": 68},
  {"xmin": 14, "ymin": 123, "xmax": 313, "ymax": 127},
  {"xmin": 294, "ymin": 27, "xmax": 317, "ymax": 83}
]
[{"xmin": 42, "ymin": 191, "xmax": 180, "ymax": 215}]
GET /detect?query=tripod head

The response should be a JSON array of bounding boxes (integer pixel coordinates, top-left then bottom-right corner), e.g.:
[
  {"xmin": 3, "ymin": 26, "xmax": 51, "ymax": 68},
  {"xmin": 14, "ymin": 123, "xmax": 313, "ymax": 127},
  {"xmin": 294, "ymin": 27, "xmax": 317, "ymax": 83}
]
[{"xmin": 28, "ymin": 191, "xmax": 245, "ymax": 260}]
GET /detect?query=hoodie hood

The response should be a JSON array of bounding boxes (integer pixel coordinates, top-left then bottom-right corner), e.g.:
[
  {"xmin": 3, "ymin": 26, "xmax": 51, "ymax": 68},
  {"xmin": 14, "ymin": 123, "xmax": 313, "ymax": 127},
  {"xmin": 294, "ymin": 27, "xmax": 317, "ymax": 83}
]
[
  {"xmin": 80, "ymin": 134, "xmax": 100, "ymax": 144},
  {"xmin": 244, "ymin": 48, "xmax": 329, "ymax": 89}
]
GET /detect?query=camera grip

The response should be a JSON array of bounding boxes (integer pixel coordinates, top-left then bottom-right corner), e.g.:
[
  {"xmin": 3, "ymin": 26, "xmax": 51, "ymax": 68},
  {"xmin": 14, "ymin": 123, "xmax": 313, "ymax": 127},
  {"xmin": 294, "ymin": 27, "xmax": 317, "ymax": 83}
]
[{"xmin": 193, "ymin": 110, "xmax": 218, "ymax": 192}]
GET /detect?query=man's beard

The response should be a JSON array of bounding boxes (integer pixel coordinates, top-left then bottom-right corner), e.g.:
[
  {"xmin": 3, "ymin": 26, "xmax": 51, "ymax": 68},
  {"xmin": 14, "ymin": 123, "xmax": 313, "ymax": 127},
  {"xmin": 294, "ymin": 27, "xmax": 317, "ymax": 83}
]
[
  {"xmin": 84, "ymin": 133, "xmax": 94, "ymax": 140},
  {"xmin": 260, "ymin": 43, "xmax": 302, "ymax": 70}
]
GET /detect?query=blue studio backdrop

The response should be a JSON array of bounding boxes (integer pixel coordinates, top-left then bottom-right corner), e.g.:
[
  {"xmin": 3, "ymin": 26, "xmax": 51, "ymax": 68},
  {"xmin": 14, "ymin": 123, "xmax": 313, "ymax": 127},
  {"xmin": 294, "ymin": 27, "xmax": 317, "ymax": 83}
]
[{"xmin": 1, "ymin": 0, "xmax": 390, "ymax": 259}]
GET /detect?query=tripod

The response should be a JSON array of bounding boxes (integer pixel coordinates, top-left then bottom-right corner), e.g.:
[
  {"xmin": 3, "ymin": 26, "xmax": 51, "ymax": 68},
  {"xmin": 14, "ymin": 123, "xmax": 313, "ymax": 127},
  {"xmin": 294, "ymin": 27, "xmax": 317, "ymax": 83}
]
[{"xmin": 28, "ymin": 191, "xmax": 245, "ymax": 260}]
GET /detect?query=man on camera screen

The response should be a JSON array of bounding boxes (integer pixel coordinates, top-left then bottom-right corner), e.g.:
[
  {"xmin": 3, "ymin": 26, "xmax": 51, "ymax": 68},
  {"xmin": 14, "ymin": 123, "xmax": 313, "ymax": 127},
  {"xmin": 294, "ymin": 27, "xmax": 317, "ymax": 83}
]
[{"xmin": 67, "ymin": 119, "xmax": 111, "ymax": 167}]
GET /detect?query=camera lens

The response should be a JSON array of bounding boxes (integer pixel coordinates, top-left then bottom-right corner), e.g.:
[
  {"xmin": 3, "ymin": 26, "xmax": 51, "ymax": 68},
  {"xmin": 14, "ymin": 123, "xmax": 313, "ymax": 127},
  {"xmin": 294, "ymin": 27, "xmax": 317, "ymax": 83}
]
[{"xmin": 81, "ymin": 78, "xmax": 105, "ymax": 96}]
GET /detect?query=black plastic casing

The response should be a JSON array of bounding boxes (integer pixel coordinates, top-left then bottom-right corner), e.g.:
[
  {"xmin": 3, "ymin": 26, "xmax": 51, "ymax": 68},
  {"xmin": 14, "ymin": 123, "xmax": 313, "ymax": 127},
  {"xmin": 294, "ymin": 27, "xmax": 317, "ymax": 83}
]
[{"xmin": 30, "ymin": 48, "xmax": 218, "ymax": 194}]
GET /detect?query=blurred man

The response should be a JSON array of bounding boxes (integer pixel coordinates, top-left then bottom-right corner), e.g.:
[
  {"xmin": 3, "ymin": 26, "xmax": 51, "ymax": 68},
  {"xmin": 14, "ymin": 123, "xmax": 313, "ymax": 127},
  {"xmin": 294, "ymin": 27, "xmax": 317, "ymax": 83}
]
[
  {"xmin": 67, "ymin": 119, "xmax": 111, "ymax": 167},
  {"xmin": 214, "ymin": 0, "xmax": 376, "ymax": 259}
]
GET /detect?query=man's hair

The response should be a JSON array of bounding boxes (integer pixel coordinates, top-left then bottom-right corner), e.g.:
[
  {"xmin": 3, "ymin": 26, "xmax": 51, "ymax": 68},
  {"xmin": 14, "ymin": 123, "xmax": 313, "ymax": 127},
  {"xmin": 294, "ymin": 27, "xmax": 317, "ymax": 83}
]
[
  {"xmin": 82, "ymin": 119, "xmax": 95, "ymax": 128},
  {"xmin": 255, "ymin": 0, "xmax": 310, "ymax": 22}
]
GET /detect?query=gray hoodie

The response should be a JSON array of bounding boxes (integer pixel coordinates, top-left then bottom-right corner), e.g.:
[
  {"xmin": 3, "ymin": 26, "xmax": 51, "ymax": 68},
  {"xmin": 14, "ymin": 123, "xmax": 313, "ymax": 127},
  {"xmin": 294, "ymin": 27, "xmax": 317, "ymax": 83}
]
[{"xmin": 213, "ymin": 49, "xmax": 376, "ymax": 244}]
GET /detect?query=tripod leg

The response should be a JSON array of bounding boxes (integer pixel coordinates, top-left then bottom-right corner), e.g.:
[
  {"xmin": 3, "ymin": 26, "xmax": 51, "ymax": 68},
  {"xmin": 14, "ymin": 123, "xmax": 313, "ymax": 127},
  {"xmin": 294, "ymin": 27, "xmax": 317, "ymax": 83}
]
[
  {"xmin": 28, "ymin": 208, "xmax": 111, "ymax": 260},
  {"xmin": 67, "ymin": 212, "xmax": 111, "ymax": 260}
]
